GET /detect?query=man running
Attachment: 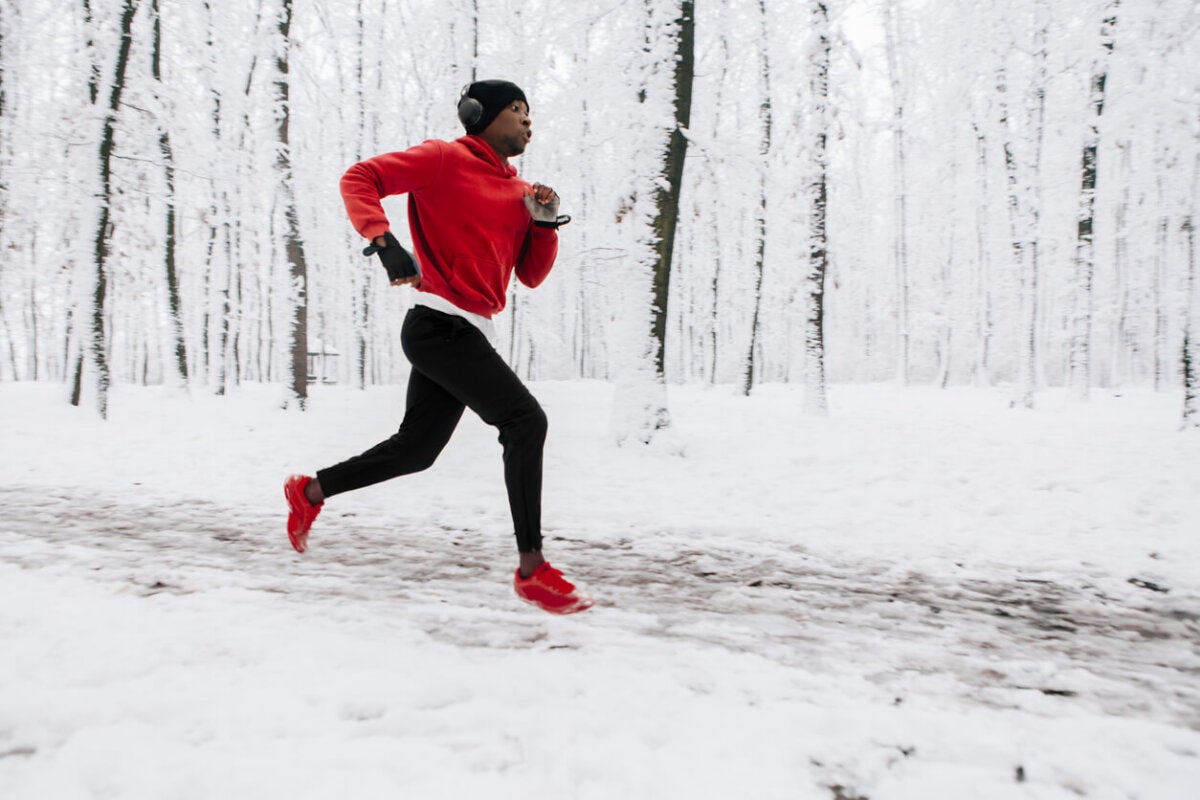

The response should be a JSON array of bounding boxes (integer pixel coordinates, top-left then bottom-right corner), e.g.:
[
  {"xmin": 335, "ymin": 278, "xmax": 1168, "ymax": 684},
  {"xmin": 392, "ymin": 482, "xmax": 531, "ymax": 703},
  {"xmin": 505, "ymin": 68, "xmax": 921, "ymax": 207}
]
[{"xmin": 284, "ymin": 79, "xmax": 591, "ymax": 615}]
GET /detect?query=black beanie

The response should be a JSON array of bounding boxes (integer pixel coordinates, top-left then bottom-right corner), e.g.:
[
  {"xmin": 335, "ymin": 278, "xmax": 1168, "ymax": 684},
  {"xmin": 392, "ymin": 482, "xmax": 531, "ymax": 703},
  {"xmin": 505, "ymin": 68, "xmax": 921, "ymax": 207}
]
[{"xmin": 459, "ymin": 79, "xmax": 528, "ymax": 136}]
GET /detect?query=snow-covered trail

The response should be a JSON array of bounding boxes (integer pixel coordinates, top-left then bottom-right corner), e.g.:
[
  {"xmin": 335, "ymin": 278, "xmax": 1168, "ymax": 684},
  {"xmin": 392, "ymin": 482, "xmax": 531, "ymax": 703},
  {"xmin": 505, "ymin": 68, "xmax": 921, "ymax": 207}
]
[
  {"xmin": 2, "ymin": 481, "xmax": 1196, "ymax": 729},
  {"xmin": 3, "ymin": 381, "xmax": 1200, "ymax": 798}
]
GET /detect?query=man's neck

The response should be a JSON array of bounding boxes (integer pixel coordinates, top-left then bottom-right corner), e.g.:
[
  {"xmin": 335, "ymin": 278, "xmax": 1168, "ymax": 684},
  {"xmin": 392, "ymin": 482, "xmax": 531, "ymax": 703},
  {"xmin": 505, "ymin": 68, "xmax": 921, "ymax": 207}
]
[{"xmin": 482, "ymin": 137, "xmax": 507, "ymax": 165}]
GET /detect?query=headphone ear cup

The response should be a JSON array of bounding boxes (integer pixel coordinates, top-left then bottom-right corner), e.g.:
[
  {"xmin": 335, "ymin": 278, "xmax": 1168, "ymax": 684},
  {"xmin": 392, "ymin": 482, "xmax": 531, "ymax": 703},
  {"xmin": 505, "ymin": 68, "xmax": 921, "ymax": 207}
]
[{"xmin": 458, "ymin": 96, "xmax": 484, "ymax": 129}]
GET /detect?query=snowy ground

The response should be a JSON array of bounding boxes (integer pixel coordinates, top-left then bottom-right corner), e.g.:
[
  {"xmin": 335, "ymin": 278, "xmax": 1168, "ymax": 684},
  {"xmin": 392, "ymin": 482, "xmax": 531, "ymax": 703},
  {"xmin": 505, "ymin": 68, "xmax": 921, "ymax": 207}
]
[{"xmin": 1, "ymin": 378, "xmax": 1198, "ymax": 799}]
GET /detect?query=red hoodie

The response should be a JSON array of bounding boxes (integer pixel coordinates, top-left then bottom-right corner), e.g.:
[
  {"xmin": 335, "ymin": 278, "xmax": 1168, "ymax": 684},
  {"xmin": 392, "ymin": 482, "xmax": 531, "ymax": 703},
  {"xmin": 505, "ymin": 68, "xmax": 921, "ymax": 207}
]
[{"xmin": 339, "ymin": 135, "xmax": 558, "ymax": 318}]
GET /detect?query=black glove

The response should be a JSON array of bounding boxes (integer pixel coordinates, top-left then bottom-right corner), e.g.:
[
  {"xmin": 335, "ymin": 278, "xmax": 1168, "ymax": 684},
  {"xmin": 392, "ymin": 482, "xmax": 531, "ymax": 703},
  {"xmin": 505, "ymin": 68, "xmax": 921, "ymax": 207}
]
[{"xmin": 362, "ymin": 231, "xmax": 419, "ymax": 281}]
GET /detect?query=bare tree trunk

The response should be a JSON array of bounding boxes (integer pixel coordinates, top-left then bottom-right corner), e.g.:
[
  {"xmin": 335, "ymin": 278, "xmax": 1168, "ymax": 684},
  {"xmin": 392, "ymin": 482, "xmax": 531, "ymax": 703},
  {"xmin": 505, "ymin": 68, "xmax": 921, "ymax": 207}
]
[
  {"xmin": 450, "ymin": 0, "xmax": 480, "ymax": 82},
  {"xmin": 200, "ymin": 1, "xmax": 220, "ymax": 388},
  {"xmin": 998, "ymin": 8, "xmax": 1048, "ymax": 412},
  {"xmin": 0, "ymin": 0, "xmax": 7, "ymax": 215},
  {"xmin": 936, "ymin": 209, "xmax": 955, "ymax": 389},
  {"xmin": 802, "ymin": 0, "xmax": 831, "ymax": 416},
  {"xmin": 1069, "ymin": 1, "xmax": 1119, "ymax": 399},
  {"xmin": 1183, "ymin": 145, "xmax": 1199, "ymax": 429},
  {"xmin": 70, "ymin": 0, "xmax": 102, "ymax": 400},
  {"xmin": 470, "ymin": 0, "xmax": 478, "ymax": 82},
  {"xmin": 0, "ymin": 298, "xmax": 13, "ymax": 378},
  {"xmin": 82, "ymin": 0, "xmax": 100, "ymax": 104},
  {"xmin": 1110, "ymin": 139, "xmax": 1132, "ymax": 386},
  {"xmin": 275, "ymin": 0, "xmax": 309, "ymax": 408},
  {"xmin": 742, "ymin": 0, "xmax": 771, "ymax": 396},
  {"xmin": 650, "ymin": 0, "xmax": 693, "ymax": 385},
  {"xmin": 998, "ymin": 61, "xmax": 1031, "ymax": 410},
  {"xmin": 152, "ymin": 0, "xmax": 187, "ymax": 386},
  {"xmin": 0, "ymin": 0, "xmax": 6, "ymax": 139},
  {"xmin": 1182, "ymin": 214, "xmax": 1197, "ymax": 428},
  {"xmin": 883, "ymin": 0, "xmax": 910, "ymax": 385},
  {"xmin": 352, "ymin": 0, "xmax": 369, "ymax": 389},
  {"xmin": 1016, "ymin": 19, "xmax": 1048, "ymax": 410},
  {"xmin": 706, "ymin": 30, "xmax": 731, "ymax": 386},
  {"xmin": 214, "ymin": 253, "xmax": 232, "ymax": 395},
  {"xmin": 0, "ymin": 0, "xmax": 13, "ymax": 379},
  {"xmin": 611, "ymin": 0, "xmax": 690, "ymax": 445},
  {"xmin": 972, "ymin": 123, "xmax": 993, "ymax": 387},
  {"xmin": 1155, "ymin": 224, "xmax": 1169, "ymax": 390},
  {"xmin": 72, "ymin": 0, "xmax": 139, "ymax": 418}
]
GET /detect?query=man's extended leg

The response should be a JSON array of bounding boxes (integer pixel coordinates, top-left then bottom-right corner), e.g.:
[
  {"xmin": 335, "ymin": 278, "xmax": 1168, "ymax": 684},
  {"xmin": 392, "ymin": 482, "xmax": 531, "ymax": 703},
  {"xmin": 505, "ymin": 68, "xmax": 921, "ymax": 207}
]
[{"xmin": 399, "ymin": 307, "xmax": 592, "ymax": 614}]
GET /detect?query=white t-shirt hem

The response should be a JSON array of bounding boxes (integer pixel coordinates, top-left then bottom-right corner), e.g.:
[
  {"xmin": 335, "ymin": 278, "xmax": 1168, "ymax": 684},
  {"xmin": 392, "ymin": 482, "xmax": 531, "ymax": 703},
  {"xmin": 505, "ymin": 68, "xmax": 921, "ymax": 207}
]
[{"xmin": 414, "ymin": 293, "xmax": 498, "ymax": 346}]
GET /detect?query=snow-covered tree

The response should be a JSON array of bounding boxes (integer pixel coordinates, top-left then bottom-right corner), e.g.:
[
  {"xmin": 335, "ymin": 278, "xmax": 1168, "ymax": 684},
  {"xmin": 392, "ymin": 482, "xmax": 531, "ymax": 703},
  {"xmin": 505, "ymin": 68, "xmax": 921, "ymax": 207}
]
[{"xmin": 0, "ymin": 0, "xmax": 1196, "ymax": 429}]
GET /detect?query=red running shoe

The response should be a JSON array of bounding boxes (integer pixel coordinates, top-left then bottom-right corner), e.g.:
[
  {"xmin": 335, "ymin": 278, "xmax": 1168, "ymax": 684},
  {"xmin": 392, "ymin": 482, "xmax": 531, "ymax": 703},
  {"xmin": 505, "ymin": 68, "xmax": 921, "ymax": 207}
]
[
  {"xmin": 284, "ymin": 474, "xmax": 322, "ymax": 553},
  {"xmin": 513, "ymin": 563, "xmax": 594, "ymax": 614}
]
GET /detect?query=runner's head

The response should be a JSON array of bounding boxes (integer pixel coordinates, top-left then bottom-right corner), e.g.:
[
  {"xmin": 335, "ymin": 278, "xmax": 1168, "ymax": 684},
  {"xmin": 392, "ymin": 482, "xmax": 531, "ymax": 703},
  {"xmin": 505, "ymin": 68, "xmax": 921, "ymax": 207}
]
[
  {"xmin": 458, "ymin": 80, "xmax": 532, "ymax": 158},
  {"xmin": 458, "ymin": 80, "xmax": 528, "ymax": 136}
]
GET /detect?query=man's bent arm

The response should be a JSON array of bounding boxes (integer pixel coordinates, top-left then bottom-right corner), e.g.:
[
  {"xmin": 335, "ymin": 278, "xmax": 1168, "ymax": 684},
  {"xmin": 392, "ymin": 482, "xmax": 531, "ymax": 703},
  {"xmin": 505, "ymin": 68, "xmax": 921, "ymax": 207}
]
[{"xmin": 339, "ymin": 141, "xmax": 445, "ymax": 242}]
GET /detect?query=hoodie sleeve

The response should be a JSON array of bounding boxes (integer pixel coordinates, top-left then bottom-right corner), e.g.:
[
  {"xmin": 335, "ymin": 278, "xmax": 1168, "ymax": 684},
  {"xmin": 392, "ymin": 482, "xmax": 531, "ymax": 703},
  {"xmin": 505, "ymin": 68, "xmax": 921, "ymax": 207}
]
[
  {"xmin": 339, "ymin": 140, "xmax": 445, "ymax": 241},
  {"xmin": 514, "ymin": 225, "xmax": 559, "ymax": 289}
]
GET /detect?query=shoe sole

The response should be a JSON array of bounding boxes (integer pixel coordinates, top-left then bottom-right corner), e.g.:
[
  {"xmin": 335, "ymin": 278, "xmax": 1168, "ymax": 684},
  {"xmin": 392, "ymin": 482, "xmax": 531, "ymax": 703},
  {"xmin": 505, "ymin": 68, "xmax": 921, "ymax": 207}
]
[
  {"xmin": 287, "ymin": 523, "xmax": 307, "ymax": 554},
  {"xmin": 517, "ymin": 594, "xmax": 595, "ymax": 615}
]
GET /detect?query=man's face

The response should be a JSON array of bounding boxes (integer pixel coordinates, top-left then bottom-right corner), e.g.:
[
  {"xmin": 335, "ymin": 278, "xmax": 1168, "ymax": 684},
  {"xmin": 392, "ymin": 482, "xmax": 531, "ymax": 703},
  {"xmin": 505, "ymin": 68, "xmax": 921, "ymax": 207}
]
[{"xmin": 481, "ymin": 100, "xmax": 532, "ymax": 158}]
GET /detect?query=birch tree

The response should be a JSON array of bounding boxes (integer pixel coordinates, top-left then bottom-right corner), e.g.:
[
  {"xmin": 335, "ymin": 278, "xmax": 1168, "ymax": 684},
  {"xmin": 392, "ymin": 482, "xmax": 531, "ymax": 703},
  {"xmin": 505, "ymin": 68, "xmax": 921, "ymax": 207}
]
[
  {"xmin": 1183, "ymin": 138, "xmax": 1199, "ymax": 428},
  {"xmin": 803, "ymin": 0, "xmax": 831, "ymax": 416},
  {"xmin": 1014, "ymin": 12, "xmax": 1047, "ymax": 411},
  {"xmin": 0, "ymin": 0, "xmax": 12, "ymax": 378},
  {"xmin": 350, "ymin": 0, "xmax": 372, "ymax": 389},
  {"xmin": 882, "ymin": 0, "xmax": 910, "ymax": 386},
  {"xmin": 70, "ymin": 0, "xmax": 139, "ymax": 418},
  {"xmin": 971, "ymin": 121, "xmax": 993, "ymax": 387},
  {"xmin": 741, "ymin": 0, "xmax": 770, "ymax": 396},
  {"xmin": 994, "ymin": 4, "xmax": 1049, "ymax": 411},
  {"xmin": 274, "ymin": 0, "xmax": 309, "ymax": 408},
  {"xmin": 1154, "ymin": 155, "xmax": 1171, "ymax": 390},
  {"xmin": 151, "ymin": 0, "xmax": 187, "ymax": 386},
  {"xmin": 1183, "ymin": 211, "xmax": 1197, "ymax": 428},
  {"xmin": 1068, "ymin": 0, "xmax": 1119, "ymax": 399}
]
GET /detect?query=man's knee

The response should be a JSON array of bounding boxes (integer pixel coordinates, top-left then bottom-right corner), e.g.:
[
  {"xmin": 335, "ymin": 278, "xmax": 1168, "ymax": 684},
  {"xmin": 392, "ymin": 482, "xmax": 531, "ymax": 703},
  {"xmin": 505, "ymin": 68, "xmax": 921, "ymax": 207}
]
[
  {"xmin": 382, "ymin": 428, "xmax": 446, "ymax": 473},
  {"xmin": 500, "ymin": 399, "xmax": 547, "ymax": 445},
  {"xmin": 526, "ymin": 402, "xmax": 548, "ymax": 442}
]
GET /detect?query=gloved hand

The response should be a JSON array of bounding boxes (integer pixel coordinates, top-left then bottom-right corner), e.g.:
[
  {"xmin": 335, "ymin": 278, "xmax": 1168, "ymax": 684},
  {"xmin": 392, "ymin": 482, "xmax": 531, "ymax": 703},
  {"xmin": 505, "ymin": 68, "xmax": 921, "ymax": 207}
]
[
  {"xmin": 362, "ymin": 231, "xmax": 419, "ymax": 282},
  {"xmin": 523, "ymin": 184, "xmax": 571, "ymax": 229}
]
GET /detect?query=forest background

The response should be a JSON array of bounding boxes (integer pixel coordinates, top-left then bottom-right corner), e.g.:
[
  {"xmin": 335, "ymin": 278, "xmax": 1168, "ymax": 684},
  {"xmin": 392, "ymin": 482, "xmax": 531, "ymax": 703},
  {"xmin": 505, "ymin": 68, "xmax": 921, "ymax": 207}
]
[{"xmin": 0, "ymin": 0, "xmax": 1198, "ymax": 434}]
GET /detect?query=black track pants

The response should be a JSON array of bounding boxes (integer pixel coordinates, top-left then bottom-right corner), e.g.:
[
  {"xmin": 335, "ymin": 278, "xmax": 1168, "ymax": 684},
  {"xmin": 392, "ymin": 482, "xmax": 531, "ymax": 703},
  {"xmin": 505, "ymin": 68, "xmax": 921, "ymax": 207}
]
[{"xmin": 316, "ymin": 305, "xmax": 547, "ymax": 553}]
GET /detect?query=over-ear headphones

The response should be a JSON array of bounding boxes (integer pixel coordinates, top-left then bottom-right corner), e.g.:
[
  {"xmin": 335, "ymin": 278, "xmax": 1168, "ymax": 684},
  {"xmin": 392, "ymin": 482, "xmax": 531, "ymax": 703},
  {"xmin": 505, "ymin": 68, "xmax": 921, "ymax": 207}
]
[{"xmin": 457, "ymin": 85, "xmax": 483, "ymax": 129}]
